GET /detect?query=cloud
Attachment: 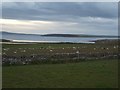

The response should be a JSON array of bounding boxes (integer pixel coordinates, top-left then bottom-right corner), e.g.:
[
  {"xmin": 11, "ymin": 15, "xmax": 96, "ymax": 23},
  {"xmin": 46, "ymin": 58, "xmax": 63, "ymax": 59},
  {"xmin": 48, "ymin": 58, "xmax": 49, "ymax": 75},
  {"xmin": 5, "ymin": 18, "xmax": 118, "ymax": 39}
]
[
  {"xmin": 2, "ymin": 2, "xmax": 117, "ymax": 20},
  {"xmin": 1, "ymin": 17, "xmax": 117, "ymax": 35},
  {"xmin": 1, "ymin": 2, "xmax": 118, "ymax": 35}
]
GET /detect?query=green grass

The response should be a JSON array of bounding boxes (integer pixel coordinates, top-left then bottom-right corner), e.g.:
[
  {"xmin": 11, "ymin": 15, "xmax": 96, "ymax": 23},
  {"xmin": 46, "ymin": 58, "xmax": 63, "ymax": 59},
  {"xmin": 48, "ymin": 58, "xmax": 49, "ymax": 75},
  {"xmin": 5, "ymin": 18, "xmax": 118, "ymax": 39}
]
[
  {"xmin": 2, "ymin": 59, "xmax": 118, "ymax": 88},
  {"xmin": 2, "ymin": 42, "xmax": 118, "ymax": 56}
]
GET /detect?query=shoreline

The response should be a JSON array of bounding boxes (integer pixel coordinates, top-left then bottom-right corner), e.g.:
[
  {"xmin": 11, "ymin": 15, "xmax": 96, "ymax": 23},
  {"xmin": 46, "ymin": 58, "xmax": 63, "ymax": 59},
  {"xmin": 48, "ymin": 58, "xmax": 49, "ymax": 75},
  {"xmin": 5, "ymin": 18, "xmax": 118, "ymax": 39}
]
[
  {"xmin": 1, "ymin": 39, "xmax": 95, "ymax": 44},
  {"xmin": 1, "ymin": 38, "xmax": 119, "ymax": 44}
]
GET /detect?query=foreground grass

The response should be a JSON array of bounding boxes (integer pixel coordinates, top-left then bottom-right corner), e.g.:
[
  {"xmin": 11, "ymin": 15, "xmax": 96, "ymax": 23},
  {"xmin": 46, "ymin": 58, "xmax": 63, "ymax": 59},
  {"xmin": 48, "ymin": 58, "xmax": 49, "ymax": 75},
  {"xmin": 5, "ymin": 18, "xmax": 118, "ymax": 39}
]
[{"xmin": 2, "ymin": 59, "xmax": 118, "ymax": 88}]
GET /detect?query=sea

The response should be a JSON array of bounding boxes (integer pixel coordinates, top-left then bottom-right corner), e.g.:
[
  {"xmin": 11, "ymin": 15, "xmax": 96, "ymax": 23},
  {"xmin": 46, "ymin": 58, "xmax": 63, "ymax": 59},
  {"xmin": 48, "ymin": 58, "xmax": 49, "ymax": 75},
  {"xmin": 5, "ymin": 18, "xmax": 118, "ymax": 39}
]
[{"xmin": 1, "ymin": 33, "xmax": 118, "ymax": 43}]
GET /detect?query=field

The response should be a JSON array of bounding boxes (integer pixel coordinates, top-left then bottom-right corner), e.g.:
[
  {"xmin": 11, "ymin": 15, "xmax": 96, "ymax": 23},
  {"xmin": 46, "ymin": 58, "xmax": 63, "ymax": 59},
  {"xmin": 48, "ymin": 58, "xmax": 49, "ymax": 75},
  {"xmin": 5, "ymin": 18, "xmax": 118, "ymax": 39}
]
[
  {"xmin": 2, "ymin": 40, "xmax": 119, "ymax": 65},
  {"xmin": 2, "ymin": 40, "xmax": 118, "ymax": 57},
  {"xmin": 2, "ymin": 39, "xmax": 119, "ymax": 88},
  {"xmin": 2, "ymin": 59, "xmax": 118, "ymax": 88}
]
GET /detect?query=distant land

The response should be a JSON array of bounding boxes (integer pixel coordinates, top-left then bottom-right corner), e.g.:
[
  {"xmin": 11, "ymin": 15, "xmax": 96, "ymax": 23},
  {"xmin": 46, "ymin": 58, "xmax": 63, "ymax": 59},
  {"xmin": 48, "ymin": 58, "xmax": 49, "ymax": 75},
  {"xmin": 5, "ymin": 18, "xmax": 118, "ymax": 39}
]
[
  {"xmin": 0, "ymin": 39, "xmax": 11, "ymax": 42},
  {"xmin": 0, "ymin": 31, "xmax": 118, "ymax": 38},
  {"xmin": 41, "ymin": 34, "xmax": 118, "ymax": 38},
  {"xmin": 1, "ymin": 31, "xmax": 41, "ymax": 36}
]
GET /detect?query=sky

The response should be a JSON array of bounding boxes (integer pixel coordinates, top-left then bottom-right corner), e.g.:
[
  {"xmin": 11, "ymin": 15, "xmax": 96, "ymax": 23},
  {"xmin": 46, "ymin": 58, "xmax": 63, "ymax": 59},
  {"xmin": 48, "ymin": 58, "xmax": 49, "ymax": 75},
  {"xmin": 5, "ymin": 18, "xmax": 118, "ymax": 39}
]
[{"xmin": 1, "ymin": 2, "xmax": 118, "ymax": 35}]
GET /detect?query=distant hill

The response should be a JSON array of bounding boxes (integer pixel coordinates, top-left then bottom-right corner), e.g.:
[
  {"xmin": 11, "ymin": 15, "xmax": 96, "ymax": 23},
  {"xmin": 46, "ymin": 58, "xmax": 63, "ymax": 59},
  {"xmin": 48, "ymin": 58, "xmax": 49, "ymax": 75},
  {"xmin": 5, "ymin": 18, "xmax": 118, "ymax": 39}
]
[
  {"xmin": 41, "ymin": 34, "xmax": 117, "ymax": 38},
  {"xmin": 0, "ymin": 31, "xmax": 118, "ymax": 38},
  {"xmin": 1, "ymin": 31, "xmax": 41, "ymax": 36},
  {"xmin": 42, "ymin": 34, "xmax": 80, "ymax": 37},
  {"xmin": 0, "ymin": 39, "xmax": 11, "ymax": 42}
]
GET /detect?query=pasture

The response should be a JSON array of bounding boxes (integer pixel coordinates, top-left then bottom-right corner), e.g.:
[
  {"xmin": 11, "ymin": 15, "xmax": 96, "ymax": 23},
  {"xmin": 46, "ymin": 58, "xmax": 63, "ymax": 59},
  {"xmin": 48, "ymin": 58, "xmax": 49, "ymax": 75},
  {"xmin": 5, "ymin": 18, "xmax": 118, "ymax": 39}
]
[
  {"xmin": 2, "ymin": 39, "xmax": 119, "ymax": 88},
  {"xmin": 2, "ymin": 40, "xmax": 119, "ymax": 65},
  {"xmin": 2, "ymin": 59, "xmax": 118, "ymax": 88},
  {"xmin": 2, "ymin": 41, "xmax": 118, "ymax": 57}
]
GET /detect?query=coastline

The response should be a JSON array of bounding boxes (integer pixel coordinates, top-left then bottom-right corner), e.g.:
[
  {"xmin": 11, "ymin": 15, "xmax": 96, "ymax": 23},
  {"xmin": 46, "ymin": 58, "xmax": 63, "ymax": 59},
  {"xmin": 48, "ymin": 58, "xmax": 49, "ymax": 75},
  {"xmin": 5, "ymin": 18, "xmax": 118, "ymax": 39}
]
[{"xmin": 1, "ymin": 38, "xmax": 119, "ymax": 44}]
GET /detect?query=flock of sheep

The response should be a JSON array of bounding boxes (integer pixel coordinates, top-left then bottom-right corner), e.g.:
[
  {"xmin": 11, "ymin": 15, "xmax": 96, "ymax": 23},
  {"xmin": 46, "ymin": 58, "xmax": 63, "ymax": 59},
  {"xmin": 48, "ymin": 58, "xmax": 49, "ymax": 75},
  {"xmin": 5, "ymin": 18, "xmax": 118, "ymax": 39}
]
[{"xmin": 2, "ymin": 44, "xmax": 119, "ymax": 65}]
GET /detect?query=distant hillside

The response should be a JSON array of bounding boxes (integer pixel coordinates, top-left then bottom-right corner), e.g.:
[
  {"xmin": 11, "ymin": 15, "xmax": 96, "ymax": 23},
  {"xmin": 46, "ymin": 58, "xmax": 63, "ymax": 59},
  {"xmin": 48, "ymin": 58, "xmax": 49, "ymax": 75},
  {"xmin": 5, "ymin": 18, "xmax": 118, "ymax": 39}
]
[
  {"xmin": 41, "ymin": 34, "xmax": 117, "ymax": 38},
  {"xmin": 0, "ymin": 39, "xmax": 11, "ymax": 42},
  {"xmin": 0, "ymin": 31, "xmax": 118, "ymax": 38},
  {"xmin": 42, "ymin": 34, "xmax": 80, "ymax": 37},
  {"xmin": 1, "ymin": 31, "xmax": 41, "ymax": 36}
]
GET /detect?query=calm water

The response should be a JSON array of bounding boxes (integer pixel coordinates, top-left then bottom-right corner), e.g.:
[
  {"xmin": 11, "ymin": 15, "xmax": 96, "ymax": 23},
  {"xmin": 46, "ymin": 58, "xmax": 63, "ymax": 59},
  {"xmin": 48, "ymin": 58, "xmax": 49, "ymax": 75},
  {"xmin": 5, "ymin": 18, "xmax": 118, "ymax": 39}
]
[{"xmin": 2, "ymin": 33, "xmax": 117, "ymax": 43}]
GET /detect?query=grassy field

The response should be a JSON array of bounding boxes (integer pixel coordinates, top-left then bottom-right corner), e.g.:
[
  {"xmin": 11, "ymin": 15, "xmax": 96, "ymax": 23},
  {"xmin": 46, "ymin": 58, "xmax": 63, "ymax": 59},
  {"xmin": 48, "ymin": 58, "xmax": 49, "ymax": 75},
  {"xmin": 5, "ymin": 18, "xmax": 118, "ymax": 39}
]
[
  {"xmin": 2, "ymin": 40, "xmax": 118, "ymax": 56},
  {"xmin": 2, "ymin": 40, "xmax": 119, "ymax": 88},
  {"xmin": 2, "ymin": 40, "xmax": 118, "ymax": 65},
  {"xmin": 3, "ymin": 59, "xmax": 118, "ymax": 88}
]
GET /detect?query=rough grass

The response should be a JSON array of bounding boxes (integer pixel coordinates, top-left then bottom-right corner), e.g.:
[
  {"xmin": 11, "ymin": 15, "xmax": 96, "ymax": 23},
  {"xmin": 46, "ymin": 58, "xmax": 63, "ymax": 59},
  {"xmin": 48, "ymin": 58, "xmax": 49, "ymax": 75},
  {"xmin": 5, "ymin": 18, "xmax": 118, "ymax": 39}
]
[
  {"xmin": 2, "ymin": 42, "xmax": 118, "ymax": 56},
  {"xmin": 2, "ymin": 59, "xmax": 118, "ymax": 88}
]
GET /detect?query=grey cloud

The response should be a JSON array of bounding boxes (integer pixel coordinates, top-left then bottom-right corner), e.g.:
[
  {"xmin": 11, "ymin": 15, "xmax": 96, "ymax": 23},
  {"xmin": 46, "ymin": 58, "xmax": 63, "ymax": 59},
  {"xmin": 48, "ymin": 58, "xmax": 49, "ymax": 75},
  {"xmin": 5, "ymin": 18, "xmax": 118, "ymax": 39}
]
[
  {"xmin": 1, "ymin": 2, "xmax": 118, "ymax": 35},
  {"xmin": 2, "ymin": 2, "xmax": 118, "ymax": 21}
]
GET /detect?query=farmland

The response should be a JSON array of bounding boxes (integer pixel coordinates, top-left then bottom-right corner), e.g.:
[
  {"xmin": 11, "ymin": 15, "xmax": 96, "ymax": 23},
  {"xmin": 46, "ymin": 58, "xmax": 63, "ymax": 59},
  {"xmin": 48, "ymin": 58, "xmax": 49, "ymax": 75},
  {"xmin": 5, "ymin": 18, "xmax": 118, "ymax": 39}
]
[
  {"xmin": 2, "ymin": 59, "xmax": 118, "ymax": 88},
  {"xmin": 2, "ymin": 39, "xmax": 119, "ymax": 65},
  {"xmin": 2, "ymin": 39, "xmax": 119, "ymax": 88}
]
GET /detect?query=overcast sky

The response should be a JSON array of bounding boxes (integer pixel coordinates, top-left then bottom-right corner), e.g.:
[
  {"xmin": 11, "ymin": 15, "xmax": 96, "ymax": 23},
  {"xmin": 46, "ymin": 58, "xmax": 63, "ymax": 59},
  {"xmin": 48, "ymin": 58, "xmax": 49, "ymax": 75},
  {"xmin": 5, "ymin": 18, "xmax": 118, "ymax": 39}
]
[{"xmin": 1, "ymin": 2, "xmax": 118, "ymax": 35}]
